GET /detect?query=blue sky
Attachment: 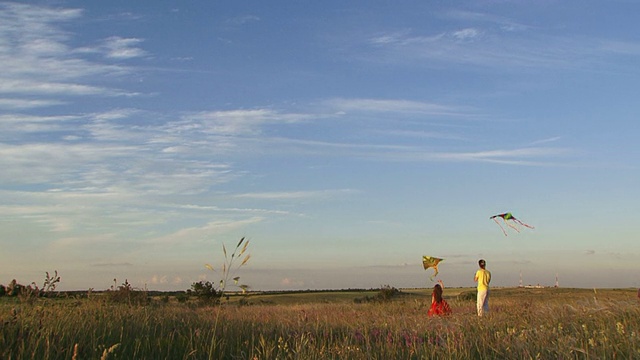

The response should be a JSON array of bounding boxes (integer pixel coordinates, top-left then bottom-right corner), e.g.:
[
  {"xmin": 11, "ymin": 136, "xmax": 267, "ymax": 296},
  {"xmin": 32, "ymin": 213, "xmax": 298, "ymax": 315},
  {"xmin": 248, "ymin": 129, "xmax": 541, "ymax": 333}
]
[{"xmin": 1, "ymin": 1, "xmax": 639, "ymax": 291}]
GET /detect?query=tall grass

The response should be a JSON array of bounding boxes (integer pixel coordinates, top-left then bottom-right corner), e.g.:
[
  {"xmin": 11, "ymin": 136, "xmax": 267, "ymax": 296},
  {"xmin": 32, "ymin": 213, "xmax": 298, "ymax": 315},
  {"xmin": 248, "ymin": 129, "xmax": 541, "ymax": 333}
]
[{"xmin": 1, "ymin": 288, "xmax": 638, "ymax": 359}]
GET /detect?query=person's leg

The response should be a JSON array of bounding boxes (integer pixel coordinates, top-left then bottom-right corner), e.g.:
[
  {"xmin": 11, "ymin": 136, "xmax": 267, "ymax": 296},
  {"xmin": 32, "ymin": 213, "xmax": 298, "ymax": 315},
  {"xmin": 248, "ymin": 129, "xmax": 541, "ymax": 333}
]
[
  {"xmin": 477, "ymin": 290, "xmax": 487, "ymax": 316},
  {"xmin": 482, "ymin": 289, "xmax": 490, "ymax": 315}
]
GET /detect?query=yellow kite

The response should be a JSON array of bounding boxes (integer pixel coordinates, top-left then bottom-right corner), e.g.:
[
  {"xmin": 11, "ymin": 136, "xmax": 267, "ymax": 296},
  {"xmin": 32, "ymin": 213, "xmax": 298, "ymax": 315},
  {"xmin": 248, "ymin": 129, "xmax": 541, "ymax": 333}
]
[{"xmin": 422, "ymin": 256, "xmax": 444, "ymax": 281}]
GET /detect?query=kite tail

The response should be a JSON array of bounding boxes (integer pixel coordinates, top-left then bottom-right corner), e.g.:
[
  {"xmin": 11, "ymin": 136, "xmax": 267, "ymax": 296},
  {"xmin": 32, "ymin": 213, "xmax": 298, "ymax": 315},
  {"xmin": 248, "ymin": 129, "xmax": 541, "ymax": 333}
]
[
  {"xmin": 515, "ymin": 219, "xmax": 535, "ymax": 229},
  {"xmin": 505, "ymin": 219, "xmax": 521, "ymax": 232},
  {"xmin": 429, "ymin": 268, "xmax": 439, "ymax": 281},
  {"xmin": 493, "ymin": 218, "xmax": 508, "ymax": 236}
]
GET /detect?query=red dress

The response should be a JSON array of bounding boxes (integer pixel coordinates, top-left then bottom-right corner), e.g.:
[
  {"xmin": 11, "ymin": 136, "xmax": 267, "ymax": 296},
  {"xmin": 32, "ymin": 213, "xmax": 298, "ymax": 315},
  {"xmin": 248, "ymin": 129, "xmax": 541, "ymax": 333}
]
[{"xmin": 428, "ymin": 299, "xmax": 452, "ymax": 317}]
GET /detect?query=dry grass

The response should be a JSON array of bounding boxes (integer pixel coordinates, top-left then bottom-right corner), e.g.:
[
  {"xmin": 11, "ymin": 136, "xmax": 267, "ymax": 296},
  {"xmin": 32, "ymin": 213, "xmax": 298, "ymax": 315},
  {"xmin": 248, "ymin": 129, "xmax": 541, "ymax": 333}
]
[{"xmin": 1, "ymin": 287, "xmax": 638, "ymax": 359}]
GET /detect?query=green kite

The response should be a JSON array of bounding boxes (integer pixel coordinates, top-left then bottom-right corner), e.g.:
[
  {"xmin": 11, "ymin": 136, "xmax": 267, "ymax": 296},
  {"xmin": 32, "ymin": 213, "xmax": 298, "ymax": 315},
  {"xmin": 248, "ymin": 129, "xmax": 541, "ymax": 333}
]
[{"xmin": 490, "ymin": 212, "xmax": 534, "ymax": 236}]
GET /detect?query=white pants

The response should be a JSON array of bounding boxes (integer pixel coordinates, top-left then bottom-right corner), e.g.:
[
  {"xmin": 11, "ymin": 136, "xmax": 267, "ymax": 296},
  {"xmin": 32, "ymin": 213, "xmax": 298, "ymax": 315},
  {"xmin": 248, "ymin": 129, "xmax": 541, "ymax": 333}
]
[{"xmin": 477, "ymin": 289, "xmax": 489, "ymax": 316}]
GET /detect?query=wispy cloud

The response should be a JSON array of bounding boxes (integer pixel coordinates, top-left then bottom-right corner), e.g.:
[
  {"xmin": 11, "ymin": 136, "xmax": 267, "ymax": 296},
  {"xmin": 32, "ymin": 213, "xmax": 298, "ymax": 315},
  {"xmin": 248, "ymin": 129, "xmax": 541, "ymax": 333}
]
[
  {"xmin": 149, "ymin": 217, "xmax": 265, "ymax": 245},
  {"xmin": 234, "ymin": 189, "xmax": 356, "ymax": 200},
  {"xmin": 363, "ymin": 24, "xmax": 640, "ymax": 71},
  {"xmin": 226, "ymin": 15, "xmax": 260, "ymax": 26},
  {"xmin": 529, "ymin": 136, "xmax": 562, "ymax": 145},
  {"xmin": 0, "ymin": 2, "xmax": 140, "ymax": 106},
  {"xmin": 443, "ymin": 10, "xmax": 532, "ymax": 32},
  {"xmin": 374, "ymin": 129, "xmax": 466, "ymax": 141},
  {"xmin": 452, "ymin": 28, "xmax": 481, "ymax": 41},
  {"xmin": 0, "ymin": 98, "xmax": 66, "ymax": 109},
  {"xmin": 148, "ymin": 275, "xmax": 185, "ymax": 286},
  {"xmin": 178, "ymin": 204, "xmax": 293, "ymax": 216},
  {"xmin": 430, "ymin": 147, "xmax": 572, "ymax": 165},
  {"xmin": 102, "ymin": 36, "xmax": 147, "ymax": 59},
  {"xmin": 92, "ymin": 262, "xmax": 134, "ymax": 267},
  {"xmin": 179, "ymin": 109, "xmax": 310, "ymax": 136},
  {"xmin": 280, "ymin": 277, "xmax": 305, "ymax": 287},
  {"xmin": 0, "ymin": 80, "xmax": 137, "ymax": 97},
  {"xmin": 325, "ymin": 98, "xmax": 470, "ymax": 116}
]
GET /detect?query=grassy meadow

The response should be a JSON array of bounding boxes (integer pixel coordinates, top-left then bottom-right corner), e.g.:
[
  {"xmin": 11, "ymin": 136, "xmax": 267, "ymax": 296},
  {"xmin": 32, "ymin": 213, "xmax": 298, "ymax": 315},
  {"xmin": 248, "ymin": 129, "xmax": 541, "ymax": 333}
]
[{"xmin": 1, "ymin": 287, "xmax": 639, "ymax": 359}]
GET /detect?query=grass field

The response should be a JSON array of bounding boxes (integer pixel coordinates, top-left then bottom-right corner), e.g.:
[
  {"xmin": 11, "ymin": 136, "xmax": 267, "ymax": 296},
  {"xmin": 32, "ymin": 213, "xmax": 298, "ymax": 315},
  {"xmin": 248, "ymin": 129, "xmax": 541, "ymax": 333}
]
[{"xmin": 1, "ymin": 287, "xmax": 638, "ymax": 359}]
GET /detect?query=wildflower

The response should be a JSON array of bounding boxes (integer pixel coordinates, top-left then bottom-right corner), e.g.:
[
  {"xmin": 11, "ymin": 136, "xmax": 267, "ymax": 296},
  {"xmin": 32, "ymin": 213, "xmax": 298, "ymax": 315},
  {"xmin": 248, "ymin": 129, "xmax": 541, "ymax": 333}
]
[
  {"xmin": 616, "ymin": 322, "xmax": 625, "ymax": 335},
  {"xmin": 354, "ymin": 330, "xmax": 365, "ymax": 342}
]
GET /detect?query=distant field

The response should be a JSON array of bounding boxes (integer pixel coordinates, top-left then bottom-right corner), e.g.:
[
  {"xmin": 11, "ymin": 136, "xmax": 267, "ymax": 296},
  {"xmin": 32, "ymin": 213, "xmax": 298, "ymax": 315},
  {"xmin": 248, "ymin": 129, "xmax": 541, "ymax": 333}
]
[
  {"xmin": 233, "ymin": 286, "xmax": 636, "ymax": 305},
  {"xmin": 1, "ymin": 287, "xmax": 638, "ymax": 359}
]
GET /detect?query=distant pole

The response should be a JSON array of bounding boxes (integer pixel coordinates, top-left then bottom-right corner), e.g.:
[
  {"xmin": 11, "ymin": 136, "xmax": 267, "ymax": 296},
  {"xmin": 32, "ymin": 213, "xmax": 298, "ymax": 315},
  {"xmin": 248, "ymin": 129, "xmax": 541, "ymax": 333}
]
[
  {"xmin": 519, "ymin": 271, "xmax": 523, "ymax": 288},
  {"xmin": 555, "ymin": 273, "xmax": 559, "ymax": 288}
]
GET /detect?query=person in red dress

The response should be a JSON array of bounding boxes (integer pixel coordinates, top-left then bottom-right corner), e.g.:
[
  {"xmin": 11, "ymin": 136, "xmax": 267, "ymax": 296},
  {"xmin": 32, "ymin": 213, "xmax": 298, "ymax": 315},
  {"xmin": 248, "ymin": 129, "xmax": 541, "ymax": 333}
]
[{"xmin": 428, "ymin": 280, "xmax": 452, "ymax": 317}]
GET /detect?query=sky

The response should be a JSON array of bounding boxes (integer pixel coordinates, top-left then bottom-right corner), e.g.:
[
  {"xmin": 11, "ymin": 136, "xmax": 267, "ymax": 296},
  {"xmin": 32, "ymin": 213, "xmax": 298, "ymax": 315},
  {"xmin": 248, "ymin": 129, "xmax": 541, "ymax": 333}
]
[{"xmin": 1, "ymin": 1, "xmax": 639, "ymax": 292}]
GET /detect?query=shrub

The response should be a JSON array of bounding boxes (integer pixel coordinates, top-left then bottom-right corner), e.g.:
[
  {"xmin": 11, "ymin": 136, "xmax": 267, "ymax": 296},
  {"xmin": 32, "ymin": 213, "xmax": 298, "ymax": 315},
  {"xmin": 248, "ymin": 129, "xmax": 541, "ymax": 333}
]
[
  {"xmin": 105, "ymin": 279, "xmax": 149, "ymax": 305},
  {"xmin": 5, "ymin": 279, "xmax": 23, "ymax": 297},
  {"xmin": 354, "ymin": 285, "xmax": 402, "ymax": 303},
  {"xmin": 458, "ymin": 290, "xmax": 476, "ymax": 301},
  {"xmin": 175, "ymin": 292, "xmax": 189, "ymax": 303},
  {"xmin": 377, "ymin": 285, "xmax": 401, "ymax": 301},
  {"xmin": 3, "ymin": 271, "xmax": 61, "ymax": 300},
  {"xmin": 191, "ymin": 280, "xmax": 219, "ymax": 305}
]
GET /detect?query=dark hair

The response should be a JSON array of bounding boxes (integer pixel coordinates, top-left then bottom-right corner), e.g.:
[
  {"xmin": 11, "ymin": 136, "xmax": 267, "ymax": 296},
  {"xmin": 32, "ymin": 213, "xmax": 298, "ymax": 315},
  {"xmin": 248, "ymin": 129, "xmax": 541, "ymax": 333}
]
[
  {"xmin": 433, "ymin": 284, "xmax": 443, "ymax": 303},
  {"xmin": 479, "ymin": 259, "xmax": 486, "ymax": 268}
]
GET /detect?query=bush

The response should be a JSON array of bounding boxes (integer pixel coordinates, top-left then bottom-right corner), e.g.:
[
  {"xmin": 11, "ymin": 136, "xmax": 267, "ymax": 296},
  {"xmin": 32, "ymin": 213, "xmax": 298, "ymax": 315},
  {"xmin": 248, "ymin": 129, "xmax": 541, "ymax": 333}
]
[
  {"xmin": 5, "ymin": 279, "xmax": 24, "ymax": 297},
  {"xmin": 191, "ymin": 281, "xmax": 220, "ymax": 305},
  {"xmin": 105, "ymin": 279, "xmax": 149, "ymax": 305},
  {"xmin": 354, "ymin": 285, "xmax": 402, "ymax": 303},
  {"xmin": 458, "ymin": 290, "xmax": 476, "ymax": 301},
  {"xmin": 176, "ymin": 292, "xmax": 189, "ymax": 303},
  {"xmin": 2, "ymin": 271, "xmax": 61, "ymax": 300},
  {"xmin": 377, "ymin": 285, "xmax": 400, "ymax": 301}
]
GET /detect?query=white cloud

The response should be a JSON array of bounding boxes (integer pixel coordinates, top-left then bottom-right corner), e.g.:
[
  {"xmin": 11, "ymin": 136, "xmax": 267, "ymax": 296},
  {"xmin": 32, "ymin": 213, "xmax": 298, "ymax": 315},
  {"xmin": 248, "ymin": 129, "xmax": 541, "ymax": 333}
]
[
  {"xmin": 234, "ymin": 189, "xmax": 355, "ymax": 200},
  {"xmin": 0, "ymin": 98, "xmax": 66, "ymax": 109},
  {"xmin": 150, "ymin": 275, "xmax": 169, "ymax": 284},
  {"xmin": 0, "ymin": 80, "xmax": 122, "ymax": 96},
  {"xmin": 149, "ymin": 217, "xmax": 265, "ymax": 245},
  {"xmin": 444, "ymin": 10, "xmax": 532, "ymax": 33},
  {"xmin": 180, "ymin": 109, "xmax": 309, "ymax": 136},
  {"xmin": 430, "ymin": 147, "xmax": 572, "ymax": 165},
  {"xmin": 226, "ymin": 15, "xmax": 260, "ymax": 26},
  {"xmin": 91, "ymin": 262, "xmax": 134, "ymax": 267},
  {"xmin": 529, "ymin": 136, "xmax": 562, "ymax": 145},
  {"xmin": 361, "ymin": 26, "xmax": 640, "ymax": 71},
  {"xmin": 379, "ymin": 129, "xmax": 465, "ymax": 141},
  {"xmin": 452, "ymin": 28, "xmax": 480, "ymax": 40},
  {"xmin": 280, "ymin": 277, "xmax": 305, "ymax": 288},
  {"xmin": 0, "ymin": 2, "xmax": 140, "ymax": 104},
  {"xmin": 325, "ymin": 98, "xmax": 467, "ymax": 116},
  {"xmin": 102, "ymin": 36, "xmax": 147, "ymax": 59}
]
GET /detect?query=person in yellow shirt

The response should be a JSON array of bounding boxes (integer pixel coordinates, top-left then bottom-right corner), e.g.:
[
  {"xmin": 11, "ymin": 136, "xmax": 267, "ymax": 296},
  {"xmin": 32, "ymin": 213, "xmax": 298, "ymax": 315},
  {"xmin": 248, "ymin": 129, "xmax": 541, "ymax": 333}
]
[{"xmin": 474, "ymin": 259, "xmax": 491, "ymax": 316}]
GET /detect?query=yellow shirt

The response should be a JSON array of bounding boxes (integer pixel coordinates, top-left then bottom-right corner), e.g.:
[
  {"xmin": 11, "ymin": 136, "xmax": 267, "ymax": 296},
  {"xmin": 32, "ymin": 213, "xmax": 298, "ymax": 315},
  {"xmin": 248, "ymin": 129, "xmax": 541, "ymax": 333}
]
[{"xmin": 475, "ymin": 269, "xmax": 491, "ymax": 291}]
